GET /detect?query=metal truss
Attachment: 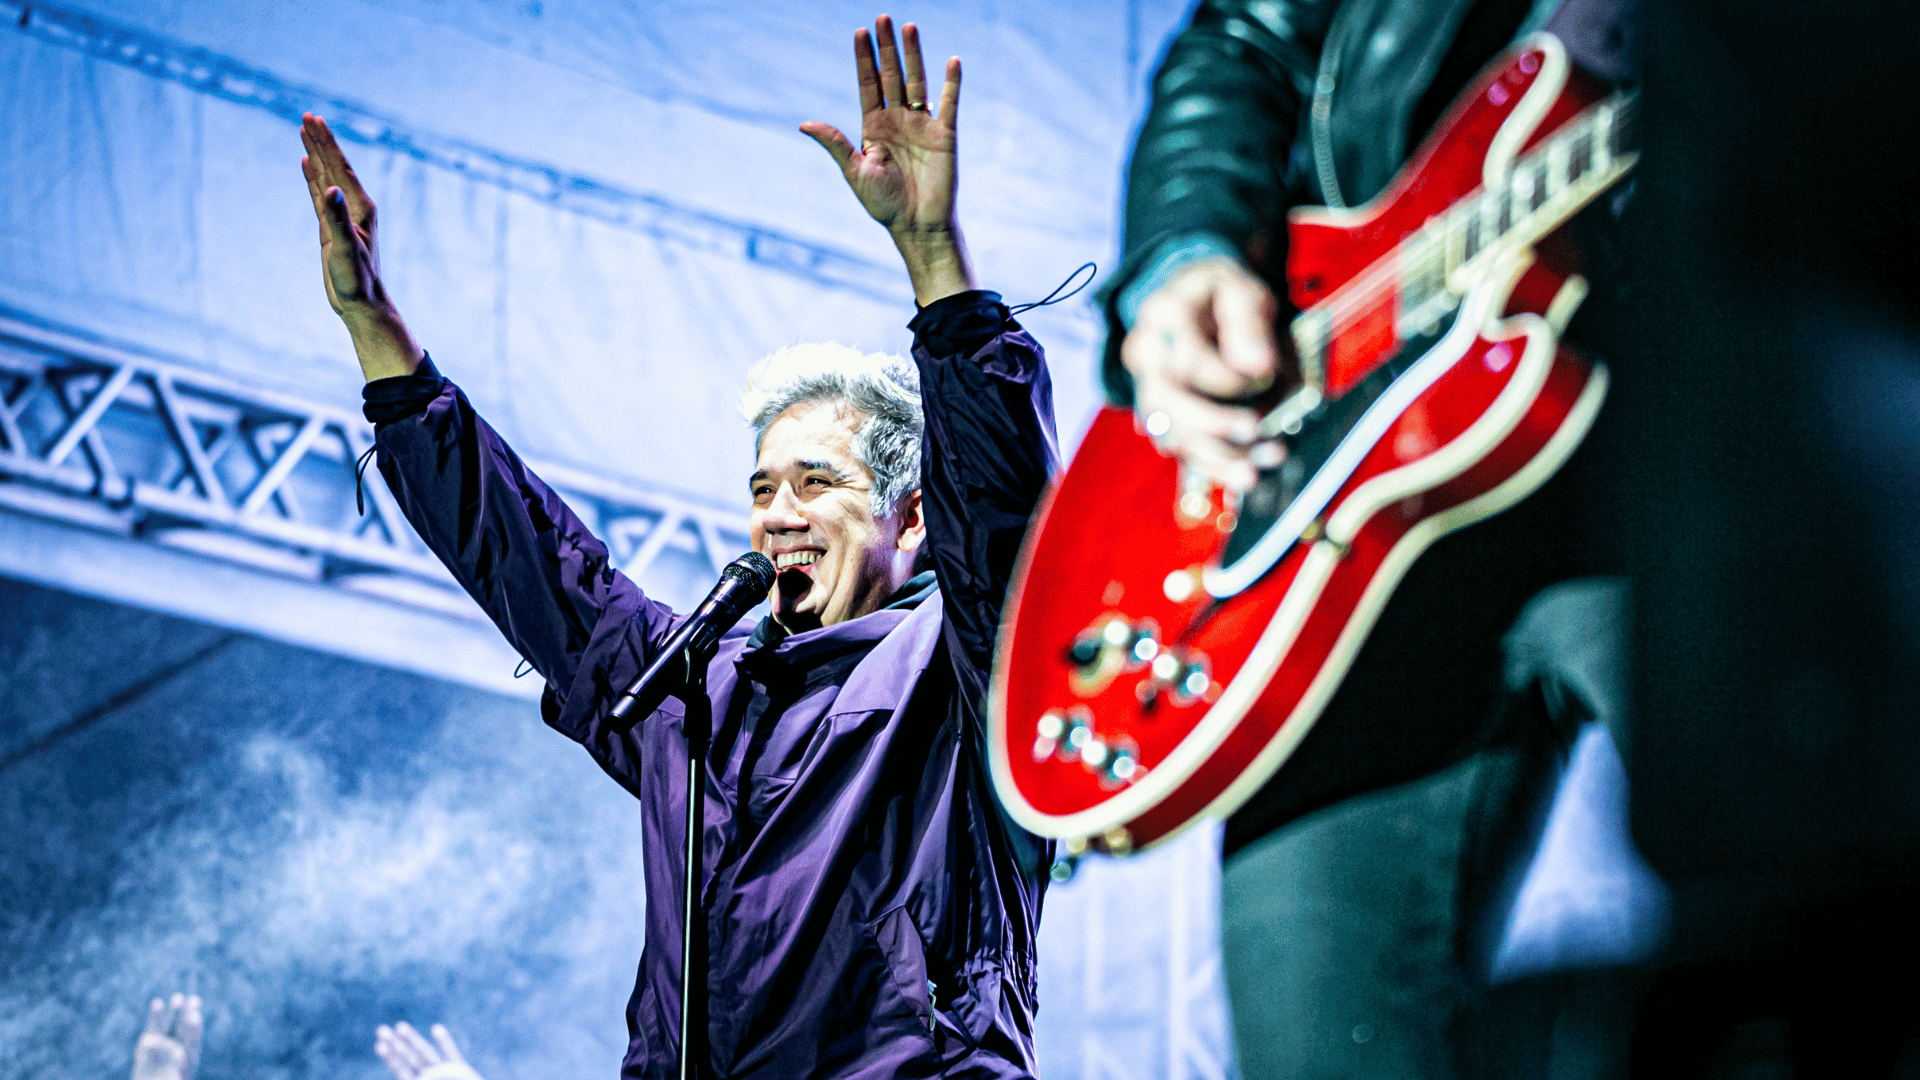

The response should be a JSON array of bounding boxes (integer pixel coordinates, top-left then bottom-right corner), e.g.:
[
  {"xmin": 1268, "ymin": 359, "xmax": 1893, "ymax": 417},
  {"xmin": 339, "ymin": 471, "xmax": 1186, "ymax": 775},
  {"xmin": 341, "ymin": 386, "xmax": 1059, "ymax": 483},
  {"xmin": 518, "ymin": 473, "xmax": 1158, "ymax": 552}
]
[
  {"xmin": 1, "ymin": 0, "xmax": 906, "ymax": 303},
  {"xmin": 0, "ymin": 315, "xmax": 752, "ymax": 615}
]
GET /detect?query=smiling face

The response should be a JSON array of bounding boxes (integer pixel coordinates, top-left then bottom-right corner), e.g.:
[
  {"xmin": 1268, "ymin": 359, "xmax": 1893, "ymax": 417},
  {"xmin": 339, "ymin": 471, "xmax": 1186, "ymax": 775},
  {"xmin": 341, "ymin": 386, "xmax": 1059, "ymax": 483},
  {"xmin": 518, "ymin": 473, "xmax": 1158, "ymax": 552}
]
[{"xmin": 749, "ymin": 401, "xmax": 925, "ymax": 634}]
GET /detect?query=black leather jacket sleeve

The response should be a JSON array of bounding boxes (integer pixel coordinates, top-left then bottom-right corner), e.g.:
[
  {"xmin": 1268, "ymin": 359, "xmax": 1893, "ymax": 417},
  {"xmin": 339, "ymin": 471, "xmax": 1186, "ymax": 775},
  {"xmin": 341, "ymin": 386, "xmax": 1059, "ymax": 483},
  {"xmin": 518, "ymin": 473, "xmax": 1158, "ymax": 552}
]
[{"xmin": 1096, "ymin": 0, "xmax": 1343, "ymax": 406}]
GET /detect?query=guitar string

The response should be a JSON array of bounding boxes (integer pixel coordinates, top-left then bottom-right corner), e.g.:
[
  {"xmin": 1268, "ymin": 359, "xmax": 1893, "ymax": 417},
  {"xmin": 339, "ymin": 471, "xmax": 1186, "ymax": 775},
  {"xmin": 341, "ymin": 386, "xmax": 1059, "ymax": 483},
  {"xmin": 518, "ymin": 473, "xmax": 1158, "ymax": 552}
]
[
  {"xmin": 1306, "ymin": 94, "xmax": 1637, "ymax": 330},
  {"xmin": 1303, "ymin": 95, "xmax": 1637, "ymax": 340},
  {"xmin": 1291, "ymin": 94, "xmax": 1637, "ymax": 355},
  {"xmin": 1299, "ymin": 94, "xmax": 1637, "ymax": 341}
]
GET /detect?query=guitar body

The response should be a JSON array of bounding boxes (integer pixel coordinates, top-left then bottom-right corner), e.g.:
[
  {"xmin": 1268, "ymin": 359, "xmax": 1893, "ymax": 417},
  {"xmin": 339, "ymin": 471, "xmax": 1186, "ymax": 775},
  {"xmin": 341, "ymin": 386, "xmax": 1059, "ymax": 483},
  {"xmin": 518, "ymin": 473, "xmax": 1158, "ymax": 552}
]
[{"xmin": 990, "ymin": 33, "xmax": 1622, "ymax": 852}]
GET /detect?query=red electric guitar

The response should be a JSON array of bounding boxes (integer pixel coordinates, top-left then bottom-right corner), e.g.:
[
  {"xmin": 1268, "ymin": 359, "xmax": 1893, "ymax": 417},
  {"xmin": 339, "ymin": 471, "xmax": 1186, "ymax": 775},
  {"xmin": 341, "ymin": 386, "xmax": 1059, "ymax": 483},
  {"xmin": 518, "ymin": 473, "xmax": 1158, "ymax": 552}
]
[{"xmin": 990, "ymin": 33, "xmax": 1635, "ymax": 854}]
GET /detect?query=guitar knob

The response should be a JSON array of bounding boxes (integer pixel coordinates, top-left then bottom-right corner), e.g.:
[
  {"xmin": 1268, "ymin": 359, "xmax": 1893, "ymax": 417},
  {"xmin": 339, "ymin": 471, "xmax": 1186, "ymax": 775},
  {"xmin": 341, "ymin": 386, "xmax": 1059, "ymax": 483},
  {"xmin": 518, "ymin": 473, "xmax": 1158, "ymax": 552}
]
[
  {"xmin": 1069, "ymin": 617, "xmax": 1161, "ymax": 696},
  {"xmin": 1136, "ymin": 648, "xmax": 1215, "ymax": 708},
  {"xmin": 1032, "ymin": 709, "xmax": 1064, "ymax": 761},
  {"xmin": 1104, "ymin": 744, "xmax": 1142, "ymax": 783},
  {"xmin": 1087, "ymin": 735, "xmax": 1144, "ymax": 789},
  {"xmin": 1066, "ymin": 634, "xmax": 1103, "ymax": 668},
  {"xmin": 1173, "ymin": 651, "xmax": 1214, "ymax": 705},
  {"xmin": 1080, "ymin": 738, "xmax": 1109, "ymax": 768},
  {"xmin": 1065, "ymin": 718, "xmax": 1092, "ymax": 753},
  {"xmin": 1102, "ymin": 618, "xmax": 1160, "ymax": 671},
  {"xmin": 1178, "ymin": 666, "xmax": 1212, "ymax": 701},
  {"xmin": 1036, "ymin": 708, "xmax": 1143, "ymax": 787},
  {"xmin": 1131, "ymin": 634, "xmax": 1160, "ymax": 665},
  {"xmin": 1150, "ymin": 651, "xmax": 1182, "ymax": 682}
]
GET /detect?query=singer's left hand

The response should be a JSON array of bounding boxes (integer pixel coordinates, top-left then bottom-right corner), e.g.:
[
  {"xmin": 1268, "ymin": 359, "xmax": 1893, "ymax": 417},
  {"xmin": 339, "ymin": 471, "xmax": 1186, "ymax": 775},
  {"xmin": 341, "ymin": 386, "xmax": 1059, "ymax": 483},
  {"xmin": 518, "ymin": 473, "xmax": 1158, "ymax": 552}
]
[{"xmin": 801, "ymin": 15, "xmax": 974, "ymax": 306}]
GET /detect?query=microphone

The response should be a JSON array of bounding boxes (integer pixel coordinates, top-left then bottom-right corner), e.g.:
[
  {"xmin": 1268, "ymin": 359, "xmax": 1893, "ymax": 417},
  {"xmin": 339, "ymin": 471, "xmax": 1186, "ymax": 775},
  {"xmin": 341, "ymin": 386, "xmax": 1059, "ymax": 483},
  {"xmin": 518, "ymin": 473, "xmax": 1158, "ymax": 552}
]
[{"xmin": 608, "ymin": 551, "xmax": 776, "ymax": 728}]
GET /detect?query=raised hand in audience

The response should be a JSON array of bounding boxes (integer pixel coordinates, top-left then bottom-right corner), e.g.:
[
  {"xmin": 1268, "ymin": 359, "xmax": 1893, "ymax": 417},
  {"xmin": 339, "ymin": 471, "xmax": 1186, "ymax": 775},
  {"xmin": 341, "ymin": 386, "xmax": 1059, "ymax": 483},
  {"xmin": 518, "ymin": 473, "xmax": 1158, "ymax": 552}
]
[
  {"xmin": 130, "ymin": 993, "xmax": 201, "ymax": 1080},
  {"xmin": 375, "ymin": 1020, "xmax": 487, "ymax": 1080}
]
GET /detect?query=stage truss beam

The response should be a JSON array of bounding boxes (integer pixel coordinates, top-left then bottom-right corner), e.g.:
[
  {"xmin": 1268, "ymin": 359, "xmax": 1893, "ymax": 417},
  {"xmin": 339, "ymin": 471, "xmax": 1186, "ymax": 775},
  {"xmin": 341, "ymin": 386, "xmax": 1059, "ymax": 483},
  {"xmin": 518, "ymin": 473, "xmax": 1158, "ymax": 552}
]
[{"xmin": 0, "ymin": 316, "xmax": 753, "ymax": 689}]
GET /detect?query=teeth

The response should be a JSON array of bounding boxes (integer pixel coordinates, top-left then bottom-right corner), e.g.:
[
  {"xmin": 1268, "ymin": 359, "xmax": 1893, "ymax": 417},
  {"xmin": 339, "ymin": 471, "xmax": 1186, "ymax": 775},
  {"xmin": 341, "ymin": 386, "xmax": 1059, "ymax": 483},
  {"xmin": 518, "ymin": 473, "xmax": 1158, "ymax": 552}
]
[{"xmin": 775, "ymin": 551, "xmax": 821, "ymax": 569}]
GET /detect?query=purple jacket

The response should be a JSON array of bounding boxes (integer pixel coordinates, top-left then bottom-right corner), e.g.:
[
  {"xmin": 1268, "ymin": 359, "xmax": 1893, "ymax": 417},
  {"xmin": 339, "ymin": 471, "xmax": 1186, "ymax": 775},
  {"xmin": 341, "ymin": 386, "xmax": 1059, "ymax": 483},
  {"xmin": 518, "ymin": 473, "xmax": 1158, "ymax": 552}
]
[{"xmin": 367, "ymin": 292, "xmax": 1059, "ymax": 1078}]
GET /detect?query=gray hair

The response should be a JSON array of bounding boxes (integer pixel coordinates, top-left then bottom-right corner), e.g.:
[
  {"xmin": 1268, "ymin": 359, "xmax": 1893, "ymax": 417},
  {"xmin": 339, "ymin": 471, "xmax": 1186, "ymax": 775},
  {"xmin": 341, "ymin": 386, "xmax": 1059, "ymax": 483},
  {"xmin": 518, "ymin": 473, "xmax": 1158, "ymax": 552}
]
[{"xmin": 739, "ymin": 343, "xmax": 922, "ymax": 518}]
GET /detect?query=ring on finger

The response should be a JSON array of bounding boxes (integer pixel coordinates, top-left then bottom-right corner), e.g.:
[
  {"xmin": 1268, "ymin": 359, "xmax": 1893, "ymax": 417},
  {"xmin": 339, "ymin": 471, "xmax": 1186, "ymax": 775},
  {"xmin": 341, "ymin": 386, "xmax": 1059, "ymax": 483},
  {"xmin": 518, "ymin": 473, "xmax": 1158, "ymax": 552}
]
[{"xmin": 905, "ymin": 100, "xmax": 928, "ymax": 110}]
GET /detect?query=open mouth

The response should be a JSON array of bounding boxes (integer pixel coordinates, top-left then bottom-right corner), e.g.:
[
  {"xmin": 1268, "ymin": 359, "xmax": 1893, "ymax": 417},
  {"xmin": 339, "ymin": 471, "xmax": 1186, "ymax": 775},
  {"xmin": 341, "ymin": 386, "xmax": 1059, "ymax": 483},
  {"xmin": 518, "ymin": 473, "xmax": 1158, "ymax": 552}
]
[{"xmin": 774, "ymin": 550, "xmax": 823, "ymax": 570}]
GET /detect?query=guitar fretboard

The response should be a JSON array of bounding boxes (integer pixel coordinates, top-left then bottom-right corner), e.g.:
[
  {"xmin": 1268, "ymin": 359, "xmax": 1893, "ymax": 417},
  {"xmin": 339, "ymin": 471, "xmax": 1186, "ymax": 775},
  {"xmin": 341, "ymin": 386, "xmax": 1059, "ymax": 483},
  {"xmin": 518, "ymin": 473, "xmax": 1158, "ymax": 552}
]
[{"xmin": 1289, "ymin": 91, "xmax": 1639, "ymax": 399}]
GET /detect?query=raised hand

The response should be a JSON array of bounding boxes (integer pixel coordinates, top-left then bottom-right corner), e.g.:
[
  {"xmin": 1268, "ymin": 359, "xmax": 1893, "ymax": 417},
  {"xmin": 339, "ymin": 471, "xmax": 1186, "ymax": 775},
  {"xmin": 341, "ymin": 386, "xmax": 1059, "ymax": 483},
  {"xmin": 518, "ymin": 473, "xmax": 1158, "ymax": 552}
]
[
  {"xmin": 375, "ymin": 1020, "xmax": 487, "ymax": 1080},
  {"xmin": 130, "ymin": 993, "xmax": 201, "ymax": 1080},
  {"xmin": 802, "ymin": 15, "xmax": 974, "ymax": 306},
  {"xmin": 299, "ymin": 113, "xmax": 422, "ymax": 381}
]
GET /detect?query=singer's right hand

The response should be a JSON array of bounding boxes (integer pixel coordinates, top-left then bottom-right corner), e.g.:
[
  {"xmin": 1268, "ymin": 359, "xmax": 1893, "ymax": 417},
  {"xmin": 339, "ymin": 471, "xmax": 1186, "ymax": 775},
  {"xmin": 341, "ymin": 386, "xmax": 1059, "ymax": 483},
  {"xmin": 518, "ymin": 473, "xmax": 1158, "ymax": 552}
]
[
  {"xmin": 800, "ymin": 16, "xmax": 974, "ymax": 308},
  {"xmin": 300, "ymin": 113, "xmax": 423, "ymax": 382}
]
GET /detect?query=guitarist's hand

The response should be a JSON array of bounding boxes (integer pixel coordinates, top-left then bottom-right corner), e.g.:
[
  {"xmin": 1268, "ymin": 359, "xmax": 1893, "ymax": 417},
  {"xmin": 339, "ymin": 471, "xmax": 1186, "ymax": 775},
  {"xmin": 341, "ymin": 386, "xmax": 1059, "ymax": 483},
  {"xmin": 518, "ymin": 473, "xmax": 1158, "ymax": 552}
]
[{"xmin": 1124, "ymin": 257, "xmax": 1286, "ymax": 493}]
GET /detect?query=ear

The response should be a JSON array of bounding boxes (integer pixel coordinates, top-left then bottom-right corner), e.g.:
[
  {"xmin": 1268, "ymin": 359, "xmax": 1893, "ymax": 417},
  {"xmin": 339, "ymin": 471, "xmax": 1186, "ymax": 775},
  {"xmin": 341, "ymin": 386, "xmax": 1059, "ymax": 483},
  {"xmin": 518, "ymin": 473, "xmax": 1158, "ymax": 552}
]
[{"xmin": 893, "ymin": 488, "xmax": 927, "ymax": 555}]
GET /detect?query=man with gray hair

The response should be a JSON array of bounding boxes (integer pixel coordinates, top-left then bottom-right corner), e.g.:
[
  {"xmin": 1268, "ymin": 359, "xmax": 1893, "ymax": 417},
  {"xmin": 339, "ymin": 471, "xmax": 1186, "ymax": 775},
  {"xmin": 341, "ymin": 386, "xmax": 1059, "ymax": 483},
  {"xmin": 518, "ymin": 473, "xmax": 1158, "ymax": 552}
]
[
  {"xmin": 299, "ymin": 16, "xmax": 1056, "ymax": 1080},
  {"xmin": 737, "ymin": 342, "xmax": 933, "ymax": 624}
]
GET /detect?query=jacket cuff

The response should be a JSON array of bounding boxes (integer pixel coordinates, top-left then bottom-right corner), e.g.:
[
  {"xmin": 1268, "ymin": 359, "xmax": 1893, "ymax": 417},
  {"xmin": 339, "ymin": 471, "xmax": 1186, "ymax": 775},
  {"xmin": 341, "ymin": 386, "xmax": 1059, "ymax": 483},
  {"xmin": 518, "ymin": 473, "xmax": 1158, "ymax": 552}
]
[
  {"xmin": 362, "ymin": 353, "xmax": 447, "ymax": 427},
  {"xmin": 1093, "ymin": 232, "xmax": 1249, "ymax": 409},
  {"xmin": 908, "ymin": 290, "xmax": 1011, "ymax": 358},
  {"xmin": 1114, "ymin": 233, "xmax": 1246, "ymax": 327}
]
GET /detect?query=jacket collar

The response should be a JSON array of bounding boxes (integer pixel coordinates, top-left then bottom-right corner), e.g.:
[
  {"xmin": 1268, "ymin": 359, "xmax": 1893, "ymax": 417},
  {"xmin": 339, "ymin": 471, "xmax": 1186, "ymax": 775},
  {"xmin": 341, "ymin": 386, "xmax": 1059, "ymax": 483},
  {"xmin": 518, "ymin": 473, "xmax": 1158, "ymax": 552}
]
[{"xmin": 742, "ymin": 570, "xmax": 937, "ymax": 667}]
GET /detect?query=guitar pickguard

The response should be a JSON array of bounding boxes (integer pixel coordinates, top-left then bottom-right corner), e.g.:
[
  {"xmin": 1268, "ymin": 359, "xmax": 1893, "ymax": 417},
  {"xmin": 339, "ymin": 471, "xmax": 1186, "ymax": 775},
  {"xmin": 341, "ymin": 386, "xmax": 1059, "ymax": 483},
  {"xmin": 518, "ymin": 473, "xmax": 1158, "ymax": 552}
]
[{"xmin": 1214, "ymin": 311, "xmax": 1458, "ymax": 594}]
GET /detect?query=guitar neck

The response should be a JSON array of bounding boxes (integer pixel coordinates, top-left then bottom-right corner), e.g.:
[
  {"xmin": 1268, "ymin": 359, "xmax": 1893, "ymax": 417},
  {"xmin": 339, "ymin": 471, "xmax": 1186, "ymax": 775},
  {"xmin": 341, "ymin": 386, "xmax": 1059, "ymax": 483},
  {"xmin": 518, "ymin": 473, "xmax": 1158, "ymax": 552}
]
[{"xmin": 1290, "ymin": 90, "xmax": 1639, "ymax": 397}]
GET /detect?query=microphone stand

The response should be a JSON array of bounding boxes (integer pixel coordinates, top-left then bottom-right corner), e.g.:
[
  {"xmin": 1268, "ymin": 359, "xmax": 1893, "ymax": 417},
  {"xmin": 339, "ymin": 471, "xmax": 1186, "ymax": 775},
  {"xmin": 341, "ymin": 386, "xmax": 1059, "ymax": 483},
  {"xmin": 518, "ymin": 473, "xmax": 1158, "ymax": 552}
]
[
  {"xmin": 602, "ymin": 550, "xmax": 772, "ymax": 1080},
  {"xmin": 675, "ymin": 642, "xmax": 714, "ymax": 1080}
]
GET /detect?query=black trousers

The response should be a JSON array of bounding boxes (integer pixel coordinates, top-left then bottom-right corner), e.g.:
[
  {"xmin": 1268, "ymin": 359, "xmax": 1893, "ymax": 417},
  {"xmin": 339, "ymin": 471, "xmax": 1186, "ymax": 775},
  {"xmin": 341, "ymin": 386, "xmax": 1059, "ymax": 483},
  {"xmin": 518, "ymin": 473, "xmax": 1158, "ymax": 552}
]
[
  {"xmin": 1219, "ymin": 579, "xmax": 1647, "ymax": 1080},
  {"xmin": 1222, "ymin": 745, "xmax": 1545, "ymax": 1080}
]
